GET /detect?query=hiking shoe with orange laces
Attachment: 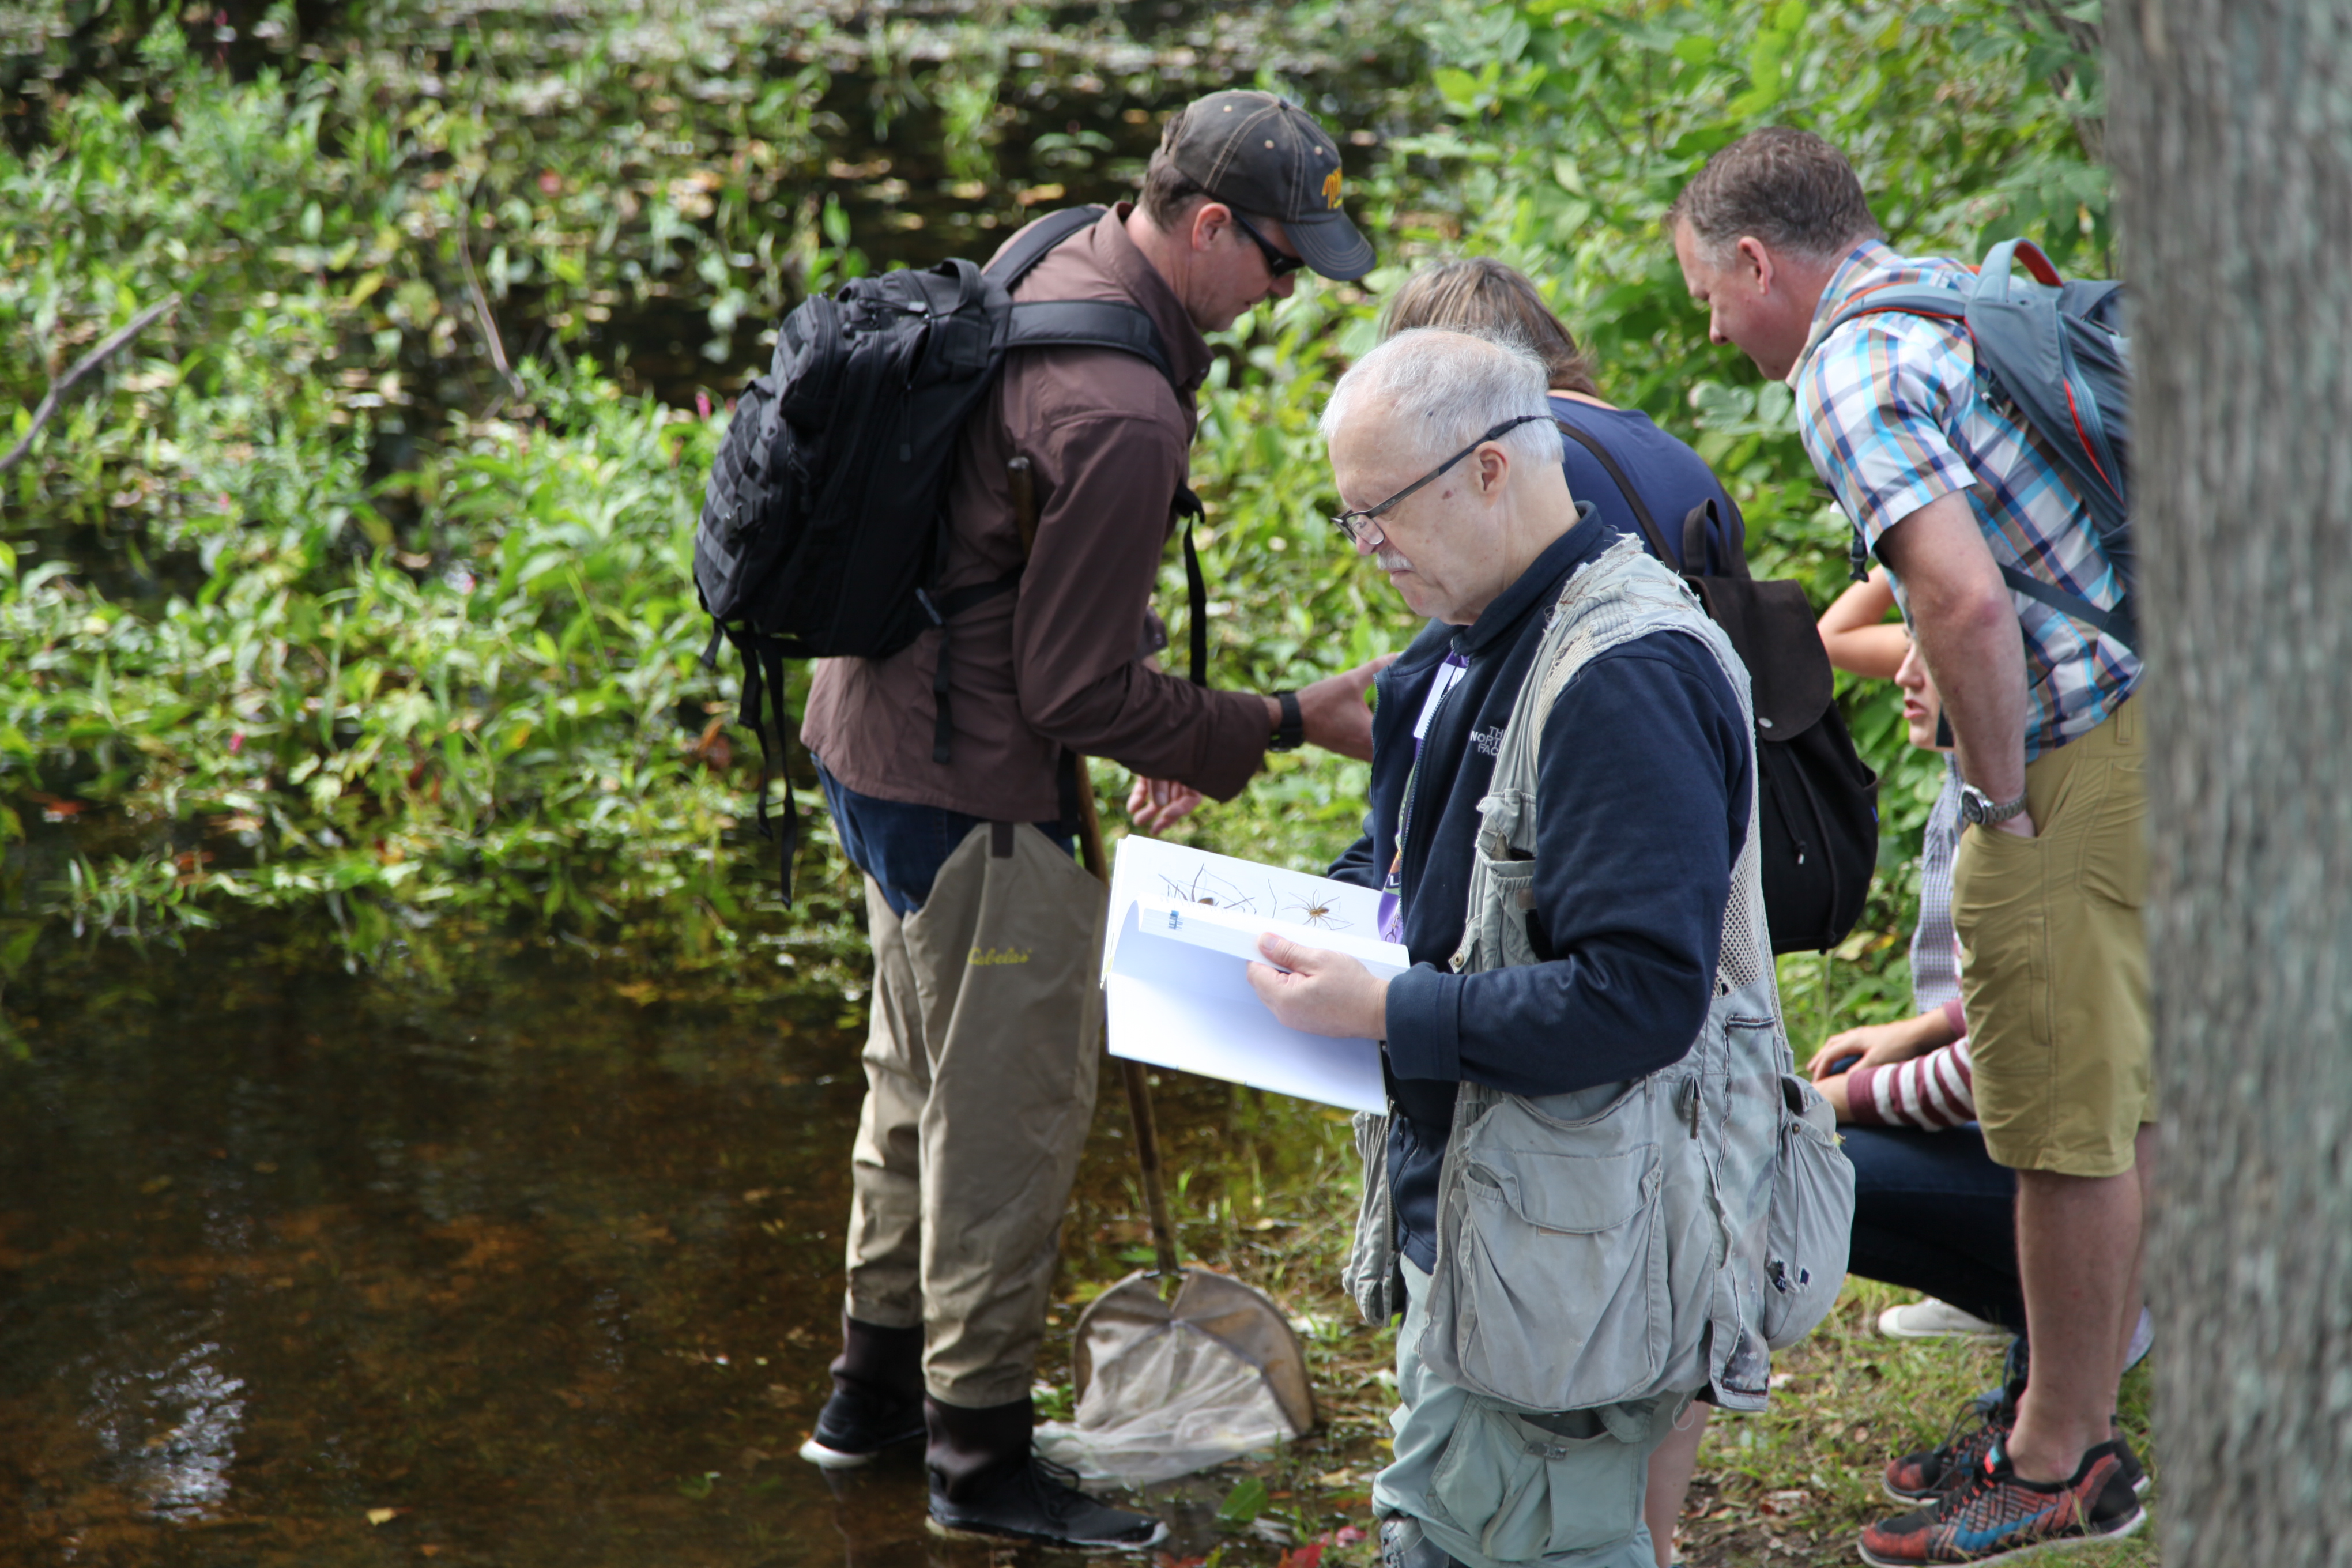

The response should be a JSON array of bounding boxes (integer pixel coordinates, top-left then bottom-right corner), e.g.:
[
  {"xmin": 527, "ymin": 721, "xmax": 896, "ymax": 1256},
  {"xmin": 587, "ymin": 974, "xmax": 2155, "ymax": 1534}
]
[{"xmin": 1859, "ymin": 1437, "xmax": 2146, "ymax": 1565}]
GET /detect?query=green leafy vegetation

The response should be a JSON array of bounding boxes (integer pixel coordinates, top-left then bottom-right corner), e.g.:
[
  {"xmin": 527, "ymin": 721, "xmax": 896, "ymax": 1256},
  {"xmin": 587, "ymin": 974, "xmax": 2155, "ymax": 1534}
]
[
  {"xmin": 0, "ymin": 0, "xmax": 1434, "ymax": 983},
  {"xmin": 5, "ymin": 0, "xmax": 2106, "ymax": 1016}
]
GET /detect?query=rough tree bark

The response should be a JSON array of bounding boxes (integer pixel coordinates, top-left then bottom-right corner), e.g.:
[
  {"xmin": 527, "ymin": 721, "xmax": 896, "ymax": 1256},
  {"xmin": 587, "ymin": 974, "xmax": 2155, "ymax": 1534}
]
[{"xmin": 2106, "ymin": 3, "xmax": 2352, "ymax": 1562}]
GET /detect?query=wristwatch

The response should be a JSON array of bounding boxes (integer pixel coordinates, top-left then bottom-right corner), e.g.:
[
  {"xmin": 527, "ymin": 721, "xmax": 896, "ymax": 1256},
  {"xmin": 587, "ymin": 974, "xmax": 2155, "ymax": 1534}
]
[
  {"xmin": 1958, "ymin": 783, "xmax": 2030, "ymax": 826},
  {"xmin": 1269, "ymin": 689, "xmax": 1305, "ymax": 752}
]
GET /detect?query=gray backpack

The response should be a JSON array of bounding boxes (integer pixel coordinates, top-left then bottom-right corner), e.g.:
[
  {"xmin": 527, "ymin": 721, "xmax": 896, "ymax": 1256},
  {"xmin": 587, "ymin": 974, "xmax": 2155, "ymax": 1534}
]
[{"xmin": 1826, "ymin": 238, "xmax": 2134, "ymax": 648}]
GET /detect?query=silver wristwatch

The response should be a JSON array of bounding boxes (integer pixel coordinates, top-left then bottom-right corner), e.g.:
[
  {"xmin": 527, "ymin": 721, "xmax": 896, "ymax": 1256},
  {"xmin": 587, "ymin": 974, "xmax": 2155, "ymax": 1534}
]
[{"xmin": 1958, "ymin": 783, "xmax": 2030, "ymax": 826}]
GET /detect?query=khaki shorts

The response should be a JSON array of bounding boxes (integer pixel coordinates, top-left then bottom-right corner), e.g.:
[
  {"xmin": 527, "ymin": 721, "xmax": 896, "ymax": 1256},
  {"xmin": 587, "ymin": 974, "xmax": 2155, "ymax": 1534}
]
[{"xmin": 1953, "ymin": 698, "xmax": 2152, "ymax": 1177}]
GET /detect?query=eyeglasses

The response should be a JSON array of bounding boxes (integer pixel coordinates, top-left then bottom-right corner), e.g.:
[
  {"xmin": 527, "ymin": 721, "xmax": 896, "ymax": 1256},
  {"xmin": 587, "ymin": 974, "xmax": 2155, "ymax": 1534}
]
[
  {"xmin": 1329, "ymin": 414, "xmax": 1550, "ymax": 545},
  {"xmin": 1224, "ymin": 206, "xmax": 1306, "ymax": 278}
]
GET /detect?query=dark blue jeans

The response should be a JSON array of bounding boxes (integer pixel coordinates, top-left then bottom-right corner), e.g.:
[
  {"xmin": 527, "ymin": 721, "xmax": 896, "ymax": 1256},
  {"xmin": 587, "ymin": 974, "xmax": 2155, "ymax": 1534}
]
[
  {"xmin": 1844, "ymin": 1124, "xmax": 2025, "ymax": 1333},
  {"xmin": 816, "ymin": 762, "xmax": 1075, "ymax": 917}
]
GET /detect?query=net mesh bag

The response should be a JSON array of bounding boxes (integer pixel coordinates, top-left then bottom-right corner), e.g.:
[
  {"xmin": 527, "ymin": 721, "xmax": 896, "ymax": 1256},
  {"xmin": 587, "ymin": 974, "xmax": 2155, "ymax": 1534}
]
[{"xmin": 1034, "ymin": 1265, "xmax": 1316, "ymax": 1487}]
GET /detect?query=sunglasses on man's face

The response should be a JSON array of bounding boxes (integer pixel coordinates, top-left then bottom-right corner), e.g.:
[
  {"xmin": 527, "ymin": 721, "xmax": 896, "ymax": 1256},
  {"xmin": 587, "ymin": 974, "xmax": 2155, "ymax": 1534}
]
[
  {"xmin": 1329, "ymin": 414, "xmax": 1550, "ymax": 545},
  {"xmin": 1224, "ymin": 207, "xmax": 1306, "ymax": 278}
]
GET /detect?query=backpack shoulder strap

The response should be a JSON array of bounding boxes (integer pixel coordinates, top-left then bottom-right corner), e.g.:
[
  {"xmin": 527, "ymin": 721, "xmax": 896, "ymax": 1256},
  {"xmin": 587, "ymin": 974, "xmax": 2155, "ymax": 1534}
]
[
  {"xmin": 1550, "ymin": 408, "xmax": 1748, "ymax": 583},
  {"xmin": 1680, "ymin": 496, "xmax": 1748, "ymax": 581},
  {"xmin": 1554, "ymin": 416, "xmax": 1676, "ymax": 565},
  {"xmin": 985, "ymin": 205, "xmax": 1107, "ymax": 287},
  {"xmin": 1003, "ymin": 299, "xmax": 1173, "ymax": 383},
  {"xmin": 1823, "ymin": 283, "xmax": 1973, "ymax": 337},
  {"xmin": 1997, "ymin": 563, "xmax": 2134, "ymax": 644},
  {"xmin": 987, "ymin": 208, "xmax": 1179, "ymax": 387}
]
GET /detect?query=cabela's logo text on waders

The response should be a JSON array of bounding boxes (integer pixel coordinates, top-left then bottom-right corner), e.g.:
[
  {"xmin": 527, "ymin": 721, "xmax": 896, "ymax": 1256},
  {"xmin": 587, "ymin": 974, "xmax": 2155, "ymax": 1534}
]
[{"xmin": 967, "ymin": 946, "xmax": 1033, "ymax": 967}]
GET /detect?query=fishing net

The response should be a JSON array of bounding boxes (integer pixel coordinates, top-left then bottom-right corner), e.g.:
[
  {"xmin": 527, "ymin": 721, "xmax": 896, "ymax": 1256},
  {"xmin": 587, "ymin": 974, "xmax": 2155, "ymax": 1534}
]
[{"xmin": 1034, "ymin": 1265, "xmax": 1317, "ymax": 1487}]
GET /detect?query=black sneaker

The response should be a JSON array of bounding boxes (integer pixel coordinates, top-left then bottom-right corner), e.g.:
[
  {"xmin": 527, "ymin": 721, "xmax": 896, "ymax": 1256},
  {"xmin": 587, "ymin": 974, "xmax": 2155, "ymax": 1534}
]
[
  {"xmin": 1883, "ymin": 1388, "xmax": 2012, "ymax": 1502},
  {"xmin": 798, "ymin": 1382, "xmax": 925, "ymax": 1469},
  {"xmin": 927, "ymin": 1454, "xmax": 1167, "ymax": 1552}
]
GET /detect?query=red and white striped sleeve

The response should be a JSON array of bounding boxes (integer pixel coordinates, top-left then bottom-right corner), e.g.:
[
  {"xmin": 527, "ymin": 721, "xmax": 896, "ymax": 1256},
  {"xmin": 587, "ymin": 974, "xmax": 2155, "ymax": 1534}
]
[{"xmin": 1845, "ymin": 1037, "xmax": 1976, "ymax": 1130}]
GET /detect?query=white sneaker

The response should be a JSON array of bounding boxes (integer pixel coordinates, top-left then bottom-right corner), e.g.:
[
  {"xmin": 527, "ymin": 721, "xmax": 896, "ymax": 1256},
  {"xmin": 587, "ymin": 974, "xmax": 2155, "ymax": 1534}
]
[{"xmin": 1878, "ymin": 1298, "xmax": 2008, "ymax": 1339}]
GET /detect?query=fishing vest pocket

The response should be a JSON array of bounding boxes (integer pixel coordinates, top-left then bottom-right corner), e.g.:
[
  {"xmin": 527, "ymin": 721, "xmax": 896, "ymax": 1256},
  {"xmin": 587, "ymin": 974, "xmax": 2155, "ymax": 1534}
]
[
  {"xmin": 1762, "ymin": 1072, "xmax": 1855, "ymax": 1348},
  {"xmin": 1453, "ymin": 789, "xmax": 1541, "ymax": 974},
  {"xmin": 1444, "ymin": 1141, "xmax": 1668, "ymax": 1411},
  {"xmin": 1423, "ymin": 1396, "xmax": 1650, "ymax": 1560}
]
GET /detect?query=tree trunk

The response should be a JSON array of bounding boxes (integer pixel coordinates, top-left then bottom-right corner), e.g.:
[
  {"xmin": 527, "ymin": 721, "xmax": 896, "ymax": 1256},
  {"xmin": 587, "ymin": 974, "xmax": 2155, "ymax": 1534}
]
[{"xmin": 2106, "ymin": 4, "xmax": 2352, "ymax": 1562}]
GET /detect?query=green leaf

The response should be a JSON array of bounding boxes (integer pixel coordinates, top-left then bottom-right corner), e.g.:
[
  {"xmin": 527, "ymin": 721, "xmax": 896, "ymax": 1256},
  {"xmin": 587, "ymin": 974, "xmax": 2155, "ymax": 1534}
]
[
  {"xmin": 1215, "ymin": 1476, "xmax": 1269, "ymax": 1528},
  {"xmin": 0, "ymin": 920, "xmax": 42, "ymax": 975},
  {"xmin": 1433, "ymin": 67, "xmax": 1482, "ymax": 112},
  {"xmin": 1668, "ymin": 123, "xmax": 1742, "ymax": 160},
  {"xmin": 1743, "ymin": 34, "xmax": 1787, "ymax": 104}
]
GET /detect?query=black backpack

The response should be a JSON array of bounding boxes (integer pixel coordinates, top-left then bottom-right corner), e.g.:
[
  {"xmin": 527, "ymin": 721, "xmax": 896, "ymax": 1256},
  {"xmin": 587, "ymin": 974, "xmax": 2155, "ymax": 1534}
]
[
  {"xmin": 695, "ymin": 206, "xmax": 1189, "ymax": 901},
  {"xmin": 1558, "ymin": 425, "xmax": 1880, "ymax": 955},
  {"xmin": 1824, "ymin": 238, "xmax": 2135, "ymax": 647}
]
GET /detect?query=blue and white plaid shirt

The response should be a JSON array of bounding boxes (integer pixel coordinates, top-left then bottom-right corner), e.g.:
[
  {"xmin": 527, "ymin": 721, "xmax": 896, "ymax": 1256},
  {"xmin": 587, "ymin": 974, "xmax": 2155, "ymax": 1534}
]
[{"xmin": 1794, "ymin": 240, "xmax": 2141, "ymax": 757}]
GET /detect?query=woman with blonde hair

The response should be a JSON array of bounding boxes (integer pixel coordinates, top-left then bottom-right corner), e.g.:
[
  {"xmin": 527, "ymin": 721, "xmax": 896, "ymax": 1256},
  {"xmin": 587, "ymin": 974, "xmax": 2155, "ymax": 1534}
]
[{"xmin": 1382, "ymin": 257, "xmax": 1739, "ymax": 573}]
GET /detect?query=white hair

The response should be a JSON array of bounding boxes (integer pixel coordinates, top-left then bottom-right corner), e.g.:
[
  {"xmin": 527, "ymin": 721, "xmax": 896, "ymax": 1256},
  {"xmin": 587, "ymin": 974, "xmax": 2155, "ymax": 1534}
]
[{"xmin": 1320, "ymin": 327, "xmax": 1559, "ymax": 474}]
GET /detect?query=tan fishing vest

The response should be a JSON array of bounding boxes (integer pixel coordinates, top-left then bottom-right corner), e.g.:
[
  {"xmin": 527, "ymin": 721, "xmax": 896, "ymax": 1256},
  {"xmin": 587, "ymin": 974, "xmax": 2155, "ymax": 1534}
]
[{"xmin": 1345, "ymin": 537, "xmax": 1853, "ymax": 1413}]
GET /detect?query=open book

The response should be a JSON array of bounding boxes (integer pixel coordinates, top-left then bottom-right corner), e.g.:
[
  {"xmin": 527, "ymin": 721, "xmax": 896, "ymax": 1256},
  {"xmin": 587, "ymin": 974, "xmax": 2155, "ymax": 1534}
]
[{"xmin": 1100, "ymin": 835, "xmax": 1407, "ymax": 1113}]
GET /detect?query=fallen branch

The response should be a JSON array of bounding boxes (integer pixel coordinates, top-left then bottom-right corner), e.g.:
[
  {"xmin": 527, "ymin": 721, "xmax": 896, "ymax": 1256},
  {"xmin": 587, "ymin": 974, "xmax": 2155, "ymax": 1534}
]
[{"xmin": 0, "ymin": 294, "xmax": 183, "ymax": 475}]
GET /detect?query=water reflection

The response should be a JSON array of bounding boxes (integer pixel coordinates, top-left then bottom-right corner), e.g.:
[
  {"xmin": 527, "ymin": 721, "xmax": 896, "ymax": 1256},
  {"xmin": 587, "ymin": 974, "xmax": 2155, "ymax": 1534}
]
[
  {"xmin": 0, "ymin": 929, "xmax": 1378, "ymax": 1565},
  {"xmin": 84, "ymin": 1337, "xmax": 247, "ymax": 1522}
]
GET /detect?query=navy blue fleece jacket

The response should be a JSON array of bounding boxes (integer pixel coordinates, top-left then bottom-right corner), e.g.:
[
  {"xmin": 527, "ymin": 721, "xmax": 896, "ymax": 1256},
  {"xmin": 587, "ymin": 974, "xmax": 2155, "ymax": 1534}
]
[{"xmin": 1329, "ymin": 511, "xmax": 1752, "ymax": 1272}]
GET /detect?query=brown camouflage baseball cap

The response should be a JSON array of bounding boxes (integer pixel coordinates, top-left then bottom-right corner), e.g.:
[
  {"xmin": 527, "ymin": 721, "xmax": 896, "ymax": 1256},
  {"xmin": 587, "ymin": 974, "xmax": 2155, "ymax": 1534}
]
[{"xmin": 1165, "ymin": 91, "xmax": 1375, "ymax": 281}]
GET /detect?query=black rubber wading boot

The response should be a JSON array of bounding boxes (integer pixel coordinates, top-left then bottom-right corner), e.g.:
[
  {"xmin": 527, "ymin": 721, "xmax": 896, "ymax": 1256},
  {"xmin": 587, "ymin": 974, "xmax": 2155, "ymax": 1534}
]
[
  {"xmin": 798, "ymin": 1317, "xmax": 926, "ymax": 1469},
  {"xmin": 924, "ymin": 1394, "xmax": 1167, "ymax": 1552}
]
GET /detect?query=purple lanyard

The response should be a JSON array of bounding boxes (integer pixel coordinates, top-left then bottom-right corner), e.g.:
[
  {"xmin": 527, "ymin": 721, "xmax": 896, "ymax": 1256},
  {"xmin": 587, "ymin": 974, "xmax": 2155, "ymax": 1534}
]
[{"xmin": 1378, "ymin": 651, "xmax": 1470, "ymax": 945}]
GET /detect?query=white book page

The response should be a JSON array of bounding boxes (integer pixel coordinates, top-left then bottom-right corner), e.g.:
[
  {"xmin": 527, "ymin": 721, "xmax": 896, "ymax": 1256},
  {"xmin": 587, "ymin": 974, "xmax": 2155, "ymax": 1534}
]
[{"xmin": 1100, "ymin": 835, "xmax": 1402, "ymax": 1113}]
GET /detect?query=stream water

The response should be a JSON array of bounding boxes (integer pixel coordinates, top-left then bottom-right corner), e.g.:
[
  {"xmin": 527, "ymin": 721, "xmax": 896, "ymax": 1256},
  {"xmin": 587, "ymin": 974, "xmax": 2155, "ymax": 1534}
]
[{"xmin": 0, "ymin": 926, "xmax": 1377, "ymax": 1566}]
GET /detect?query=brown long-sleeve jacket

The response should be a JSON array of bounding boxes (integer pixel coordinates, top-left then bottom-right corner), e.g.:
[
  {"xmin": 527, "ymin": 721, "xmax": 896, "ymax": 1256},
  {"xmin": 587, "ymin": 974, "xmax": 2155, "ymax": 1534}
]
[{"xmin": 802, "ymin": 205, "xmax": 1272, "ymax": 820}]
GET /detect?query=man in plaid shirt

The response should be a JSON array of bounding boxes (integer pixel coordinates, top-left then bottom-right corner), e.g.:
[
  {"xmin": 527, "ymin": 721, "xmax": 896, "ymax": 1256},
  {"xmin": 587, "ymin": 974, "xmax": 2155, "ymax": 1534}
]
[{"xmin": 1668, "ymin": 129, "xmax": 2151, "ymax": 1566}]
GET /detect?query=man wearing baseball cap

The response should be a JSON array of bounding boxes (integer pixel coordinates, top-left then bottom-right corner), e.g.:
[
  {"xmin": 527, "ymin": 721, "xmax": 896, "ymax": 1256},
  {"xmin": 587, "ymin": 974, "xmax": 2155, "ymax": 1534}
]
[
  {"xmin": 1156, "ymin": 87, "xmax": 1378, "ymax": 282},
  {"xmin": 794, "ymin": 90, "xmax": 1379, "ymax": 1551}
]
